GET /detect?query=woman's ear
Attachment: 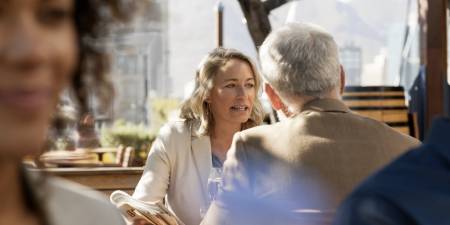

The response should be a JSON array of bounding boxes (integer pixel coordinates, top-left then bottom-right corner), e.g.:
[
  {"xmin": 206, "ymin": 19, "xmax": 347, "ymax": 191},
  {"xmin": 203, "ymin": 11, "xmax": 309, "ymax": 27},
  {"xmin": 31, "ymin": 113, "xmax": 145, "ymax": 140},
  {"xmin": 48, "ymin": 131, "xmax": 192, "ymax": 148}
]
[
  {"xmin": 264, "ymin": 83, "xmax": 283, "ymax": 110},
  {"xmin": 204, "ymin": 93, "xmax": 211, "ymax": 103}
]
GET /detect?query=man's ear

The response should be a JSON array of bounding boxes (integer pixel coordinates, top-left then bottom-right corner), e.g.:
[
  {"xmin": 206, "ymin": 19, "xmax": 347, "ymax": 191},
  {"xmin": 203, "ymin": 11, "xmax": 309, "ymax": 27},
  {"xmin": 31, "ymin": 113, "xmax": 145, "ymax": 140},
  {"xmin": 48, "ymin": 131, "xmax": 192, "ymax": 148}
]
[
  {"xmin": 339, "ymin": 65, "xmax": 346, "ymax": 95},
  {"xmin": 264, "ymin": 83, "xmax": 284, "ymax": 110}
]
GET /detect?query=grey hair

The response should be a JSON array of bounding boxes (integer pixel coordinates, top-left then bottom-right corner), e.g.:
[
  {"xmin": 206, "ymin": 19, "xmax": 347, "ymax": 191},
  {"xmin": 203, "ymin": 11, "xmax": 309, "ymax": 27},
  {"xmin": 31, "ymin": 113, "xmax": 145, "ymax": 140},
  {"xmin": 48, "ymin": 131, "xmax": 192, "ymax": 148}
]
[{"xmin": 259, "ymin": 22, "xmax": 341, "ymax": 98}]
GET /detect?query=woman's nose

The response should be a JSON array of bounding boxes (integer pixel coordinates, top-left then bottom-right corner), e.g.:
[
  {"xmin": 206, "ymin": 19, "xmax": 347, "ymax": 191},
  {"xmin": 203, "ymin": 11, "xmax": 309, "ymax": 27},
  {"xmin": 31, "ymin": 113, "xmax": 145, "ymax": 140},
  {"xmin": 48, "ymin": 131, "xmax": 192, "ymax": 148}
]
[
  {"xmin": 236, "ymin": 85, "xmax": 247, "ymax": 98},
  {"xmin": 0, "ymin": 17, "xmax": 47, "ymax": 69}
]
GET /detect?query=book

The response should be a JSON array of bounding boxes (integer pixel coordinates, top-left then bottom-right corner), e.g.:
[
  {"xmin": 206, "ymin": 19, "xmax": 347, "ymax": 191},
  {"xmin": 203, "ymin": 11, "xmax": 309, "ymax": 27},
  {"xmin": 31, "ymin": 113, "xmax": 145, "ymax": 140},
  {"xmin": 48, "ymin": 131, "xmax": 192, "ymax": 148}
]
[{"xmin": 110, "ymin": 190, "xmax": 184, "ymax": 225}]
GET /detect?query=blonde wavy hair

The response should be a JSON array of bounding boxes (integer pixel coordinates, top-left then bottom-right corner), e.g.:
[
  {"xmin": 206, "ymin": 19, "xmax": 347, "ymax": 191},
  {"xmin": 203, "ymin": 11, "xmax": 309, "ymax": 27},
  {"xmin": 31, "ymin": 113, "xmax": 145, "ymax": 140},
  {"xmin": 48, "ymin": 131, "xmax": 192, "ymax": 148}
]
[{"xmin": 180, "ymin": 47, "xmax": 264, "ymax": 136}]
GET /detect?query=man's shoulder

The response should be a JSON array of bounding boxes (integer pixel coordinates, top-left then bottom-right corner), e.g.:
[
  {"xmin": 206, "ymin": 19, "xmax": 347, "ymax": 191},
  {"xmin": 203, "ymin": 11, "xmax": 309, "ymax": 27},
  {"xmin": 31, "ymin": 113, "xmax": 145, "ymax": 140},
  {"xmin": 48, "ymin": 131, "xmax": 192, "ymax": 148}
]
[
  {"xmin": 334, "ymin": 111, "xmax": 420, "ymax": 145},
  {"xmin": 45, "ymin": 177, "xmax": 125, "ymax": 225},
  {"xmin": 237, "ymin": 122, "xmax": 291, "ymax": 147},
  {"xmin": 240, "ymin": 123, "xmax": 281, "ymax": 138}
]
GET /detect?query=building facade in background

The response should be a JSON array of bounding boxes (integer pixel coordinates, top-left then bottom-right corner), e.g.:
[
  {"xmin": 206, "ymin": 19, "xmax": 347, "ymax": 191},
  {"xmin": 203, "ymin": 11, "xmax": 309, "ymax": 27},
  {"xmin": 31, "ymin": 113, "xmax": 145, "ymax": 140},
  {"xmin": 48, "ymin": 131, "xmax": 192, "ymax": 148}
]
[
  {"xmin": 100, "ymin": 0, "xmax": 170, "ymax": 124},
  {"xmin": 340, "ymin": 44, "xmax": 363, "ymax": 86}
]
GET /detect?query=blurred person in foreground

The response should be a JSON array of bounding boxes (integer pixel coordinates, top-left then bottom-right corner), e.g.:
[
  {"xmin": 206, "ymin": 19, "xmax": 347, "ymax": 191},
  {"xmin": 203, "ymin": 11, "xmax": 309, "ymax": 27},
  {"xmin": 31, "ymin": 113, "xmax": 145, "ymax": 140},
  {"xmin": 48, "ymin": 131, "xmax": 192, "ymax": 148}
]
[
  {"xmin": 0, "ymin": 0, "xmax": 131, "ymax": 225},
  {"xmin": 333, "ymin": 117, "xmax": 450, "ymax": 225},
  {"xmin": 202, "ymin": 22, "xmax": 420, "ymax": 225},
  {"xmin": 132, "ymin": 47, "xmax": 264, "ymax": 225}
]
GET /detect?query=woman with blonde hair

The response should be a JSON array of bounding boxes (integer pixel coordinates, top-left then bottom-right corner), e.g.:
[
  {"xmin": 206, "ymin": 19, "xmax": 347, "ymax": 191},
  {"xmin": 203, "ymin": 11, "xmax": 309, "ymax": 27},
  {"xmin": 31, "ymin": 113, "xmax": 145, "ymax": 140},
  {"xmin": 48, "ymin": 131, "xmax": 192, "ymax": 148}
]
[{"xmin": 133, "ymin": 47, "xmax": 264, "ymax": 225}]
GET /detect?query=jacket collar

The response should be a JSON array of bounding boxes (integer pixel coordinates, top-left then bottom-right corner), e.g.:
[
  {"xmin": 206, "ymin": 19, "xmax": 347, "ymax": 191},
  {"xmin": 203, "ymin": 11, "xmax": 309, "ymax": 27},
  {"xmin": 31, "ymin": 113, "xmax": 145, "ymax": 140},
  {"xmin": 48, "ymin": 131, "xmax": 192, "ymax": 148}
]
[
  {"xmin": 189, "ymin": 120, "xmax": 212, "ymax": 206},
  {"xmin": 300, "ymin": 98, "xmax": 351, "ymax": 113}
]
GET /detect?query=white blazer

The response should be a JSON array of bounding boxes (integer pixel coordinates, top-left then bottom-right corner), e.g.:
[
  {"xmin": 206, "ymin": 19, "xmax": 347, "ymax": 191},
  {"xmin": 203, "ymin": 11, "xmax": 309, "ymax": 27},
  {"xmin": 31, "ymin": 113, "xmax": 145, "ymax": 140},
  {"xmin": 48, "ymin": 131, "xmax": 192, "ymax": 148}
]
[{"xmin": 133, "ymin": 120, "xmax": 212, "ymax": 225}]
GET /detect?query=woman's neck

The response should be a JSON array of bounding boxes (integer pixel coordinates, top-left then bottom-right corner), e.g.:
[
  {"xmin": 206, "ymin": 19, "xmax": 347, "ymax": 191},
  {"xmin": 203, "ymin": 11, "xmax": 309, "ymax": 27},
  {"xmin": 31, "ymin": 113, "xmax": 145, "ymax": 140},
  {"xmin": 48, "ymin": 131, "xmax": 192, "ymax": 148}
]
[
  {"xmin": 210, "ymin": 121, "xmax": 241, "ymax": 162},
  {"xmin": 0, "ymin": 158, "xmax": 39, "ymax": 225}
]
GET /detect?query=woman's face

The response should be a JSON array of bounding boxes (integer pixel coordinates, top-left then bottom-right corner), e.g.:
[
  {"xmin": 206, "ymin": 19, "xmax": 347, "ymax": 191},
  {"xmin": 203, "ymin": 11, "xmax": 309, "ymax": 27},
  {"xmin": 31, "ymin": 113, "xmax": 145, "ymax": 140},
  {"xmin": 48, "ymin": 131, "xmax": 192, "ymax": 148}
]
[
  {"xmin": 207, "ymin": 59, "xmax": 256, "ymax": 128},
  {"xmin": 0, "ymin": 0, "xmax": 78, "ymax": 157}
]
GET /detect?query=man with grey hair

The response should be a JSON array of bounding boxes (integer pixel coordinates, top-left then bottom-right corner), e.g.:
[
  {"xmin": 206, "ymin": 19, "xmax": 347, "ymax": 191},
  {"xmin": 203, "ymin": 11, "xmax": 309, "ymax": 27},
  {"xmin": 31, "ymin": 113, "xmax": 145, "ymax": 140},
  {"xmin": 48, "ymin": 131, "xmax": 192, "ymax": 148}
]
[{"xmin": 201, "ymin": 22, "xmax": 419, "ymax": 225}]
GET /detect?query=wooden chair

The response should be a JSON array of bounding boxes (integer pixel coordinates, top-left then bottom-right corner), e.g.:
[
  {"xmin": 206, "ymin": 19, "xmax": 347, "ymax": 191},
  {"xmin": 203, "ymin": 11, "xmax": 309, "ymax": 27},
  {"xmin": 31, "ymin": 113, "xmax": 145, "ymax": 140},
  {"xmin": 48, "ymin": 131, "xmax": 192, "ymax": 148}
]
[
  {"xmin": 343, "ymin": 86, "xmax": 418, "ymax": 137},
  {"xmin": 115, "ymin": 146, "xmax": 135, "ymax": 167},
  {"xmin": 82, "ymin": 146, "xmax": 135, "ymax": 167}
]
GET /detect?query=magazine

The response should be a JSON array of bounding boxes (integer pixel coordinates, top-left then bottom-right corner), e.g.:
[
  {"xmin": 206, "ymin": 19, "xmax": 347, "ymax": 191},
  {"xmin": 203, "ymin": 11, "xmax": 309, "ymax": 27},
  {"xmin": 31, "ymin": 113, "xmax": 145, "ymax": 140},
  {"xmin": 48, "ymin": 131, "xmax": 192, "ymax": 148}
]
[{"xmin": 110, "ymin": 190, "xmax": 184, "ymax": 225}]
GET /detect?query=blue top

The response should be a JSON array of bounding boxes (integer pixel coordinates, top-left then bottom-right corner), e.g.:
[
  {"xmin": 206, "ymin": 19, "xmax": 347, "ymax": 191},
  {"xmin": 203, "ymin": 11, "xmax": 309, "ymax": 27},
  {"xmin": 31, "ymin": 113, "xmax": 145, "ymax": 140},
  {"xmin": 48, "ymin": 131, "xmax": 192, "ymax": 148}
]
[{"xmin": 212, "ymin": 153, "xmax": 223, "ymax": 168}]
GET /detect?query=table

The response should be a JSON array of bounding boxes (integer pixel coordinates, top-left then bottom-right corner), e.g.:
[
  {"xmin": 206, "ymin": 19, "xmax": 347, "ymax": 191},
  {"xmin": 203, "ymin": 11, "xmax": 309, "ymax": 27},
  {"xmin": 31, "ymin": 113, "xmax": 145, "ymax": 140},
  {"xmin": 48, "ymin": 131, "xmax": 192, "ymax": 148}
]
[
  {"xmin": 30, "ymin": 167, "xmax": 144, "ymax": 196},
  {"xmin": 81, "ymin": 147, "xmax": 119, "ymax": 162}
]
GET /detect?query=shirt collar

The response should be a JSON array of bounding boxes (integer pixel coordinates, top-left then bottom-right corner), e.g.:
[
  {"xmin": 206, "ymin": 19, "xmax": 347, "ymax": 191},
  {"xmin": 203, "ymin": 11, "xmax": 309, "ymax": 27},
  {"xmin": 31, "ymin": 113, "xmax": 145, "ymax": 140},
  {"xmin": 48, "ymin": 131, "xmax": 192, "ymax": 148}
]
[{"xmin": 300, "ymin": 98, "xmax": 351, "ymax": 113}]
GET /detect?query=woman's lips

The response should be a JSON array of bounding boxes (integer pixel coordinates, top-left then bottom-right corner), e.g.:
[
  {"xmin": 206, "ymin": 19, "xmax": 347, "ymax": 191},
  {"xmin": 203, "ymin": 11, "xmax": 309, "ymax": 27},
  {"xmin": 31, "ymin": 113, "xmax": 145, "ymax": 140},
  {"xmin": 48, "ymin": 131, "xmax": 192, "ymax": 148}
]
[{"xmin": 0, "ymin": 89, "xmax": 52, "ymax": 113}]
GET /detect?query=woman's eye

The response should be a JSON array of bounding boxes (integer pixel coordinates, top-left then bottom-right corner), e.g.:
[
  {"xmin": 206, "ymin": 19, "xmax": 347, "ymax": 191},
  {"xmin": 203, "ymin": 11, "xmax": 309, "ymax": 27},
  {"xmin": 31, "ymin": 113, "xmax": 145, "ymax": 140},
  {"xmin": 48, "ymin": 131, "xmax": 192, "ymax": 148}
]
[
  {"xmin": 245, "ymin": 83, "xmax": 255, "ymax": 88},
  {"xmin": 38, "ymin": 6, "xmax": 73, "ymax": 26},
  {"xmin": 225, "ymin": 83, "xmax": 236, "ymax": 88}
]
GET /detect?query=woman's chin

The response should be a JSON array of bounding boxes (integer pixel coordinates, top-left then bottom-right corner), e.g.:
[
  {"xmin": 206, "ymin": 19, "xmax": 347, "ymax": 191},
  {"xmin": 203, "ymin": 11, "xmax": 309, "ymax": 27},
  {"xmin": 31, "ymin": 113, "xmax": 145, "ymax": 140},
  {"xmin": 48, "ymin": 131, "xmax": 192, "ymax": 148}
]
[
  {"xmin": 0, "ymin": 129, "xmax": 47, "ymax": 157},
  {"xmin": 239, "ymin": 114, "xmax": 253, "ymax": 124},
  {"xmin": 234, "ymin": 116, "xmax": 253, "ymax": 125}
]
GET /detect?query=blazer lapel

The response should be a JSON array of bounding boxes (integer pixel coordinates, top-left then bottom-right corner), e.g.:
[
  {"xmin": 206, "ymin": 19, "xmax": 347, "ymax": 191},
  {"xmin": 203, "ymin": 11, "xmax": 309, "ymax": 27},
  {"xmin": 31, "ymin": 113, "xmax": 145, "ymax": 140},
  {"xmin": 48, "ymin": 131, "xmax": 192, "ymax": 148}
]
[{"xmin": 190, "ymin": 128, "xmax": 212, "ymax": 205}]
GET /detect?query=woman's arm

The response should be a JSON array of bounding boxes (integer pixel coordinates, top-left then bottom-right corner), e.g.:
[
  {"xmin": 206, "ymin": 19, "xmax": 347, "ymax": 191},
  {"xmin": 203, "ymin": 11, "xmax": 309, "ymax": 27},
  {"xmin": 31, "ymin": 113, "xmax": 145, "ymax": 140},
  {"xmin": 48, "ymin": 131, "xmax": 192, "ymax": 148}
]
[{"xmin": 133, "ymin": 137, "xmax": 171, "ymax": 203}]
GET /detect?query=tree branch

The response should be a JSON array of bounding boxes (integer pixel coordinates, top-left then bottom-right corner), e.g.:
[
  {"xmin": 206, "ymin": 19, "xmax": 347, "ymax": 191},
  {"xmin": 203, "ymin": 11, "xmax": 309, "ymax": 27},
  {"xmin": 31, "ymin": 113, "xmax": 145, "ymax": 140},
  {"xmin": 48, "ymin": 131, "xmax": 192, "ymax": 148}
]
[
  {"xmin": 237, "ymin": 0, "xmax": 272, "ymax": 47},
  {"xmin": 263, "ymin": 0, "xmax": 294, "ymax": 12},
  {"xmin": 237, "ymin": 0, "xmax": 296, "ymax": 47}
]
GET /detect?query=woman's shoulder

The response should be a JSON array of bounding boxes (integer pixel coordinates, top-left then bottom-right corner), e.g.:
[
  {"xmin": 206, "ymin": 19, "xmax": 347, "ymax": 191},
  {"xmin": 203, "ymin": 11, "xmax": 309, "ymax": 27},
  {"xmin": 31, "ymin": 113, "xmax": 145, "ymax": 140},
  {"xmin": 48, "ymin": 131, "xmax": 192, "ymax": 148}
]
[
  {"xmin": 159, "ymin": 119, "xmax": 187, "ymax": 133},
  {"xmin": 44, "ymin": 176, "xmax": 125, "ymax": 225},
  {"xmin": 158, "ymin": 119, "xmax": 196, "ymax": 140}
]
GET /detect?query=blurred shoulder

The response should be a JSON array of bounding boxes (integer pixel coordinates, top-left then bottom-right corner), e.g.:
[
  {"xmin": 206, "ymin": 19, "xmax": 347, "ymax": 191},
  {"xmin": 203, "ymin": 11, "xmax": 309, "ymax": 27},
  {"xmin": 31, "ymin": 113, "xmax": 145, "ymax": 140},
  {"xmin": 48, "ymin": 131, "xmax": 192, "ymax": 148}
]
[
  {"xmin": 45, "ymin": 176, "xmax": 125, "ymax": 225},
  {"xmin": 334, "ymin": 192, "xmax": 416, "ymax": 225}
]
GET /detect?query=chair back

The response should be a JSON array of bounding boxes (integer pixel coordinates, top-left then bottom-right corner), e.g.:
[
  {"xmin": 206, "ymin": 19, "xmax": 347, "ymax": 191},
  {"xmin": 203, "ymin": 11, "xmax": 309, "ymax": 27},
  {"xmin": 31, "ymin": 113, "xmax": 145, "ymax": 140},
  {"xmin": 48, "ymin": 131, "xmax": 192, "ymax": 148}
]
[{"xmin": 343, "ymin": 86, "xmax": 415, "ymax": 136}]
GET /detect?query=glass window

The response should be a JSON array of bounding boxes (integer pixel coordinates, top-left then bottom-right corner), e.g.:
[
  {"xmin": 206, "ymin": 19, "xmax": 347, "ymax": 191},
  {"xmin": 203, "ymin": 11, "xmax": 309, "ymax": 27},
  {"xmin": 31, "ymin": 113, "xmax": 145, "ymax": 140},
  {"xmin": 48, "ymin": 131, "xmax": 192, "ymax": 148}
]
[
  {"xmin": 101, "ymin": 0, "xmax": 421, "ymax": 128},
  {"xmin": 270, "ymin": 0, "xmax": 416, "ymax": 88}
]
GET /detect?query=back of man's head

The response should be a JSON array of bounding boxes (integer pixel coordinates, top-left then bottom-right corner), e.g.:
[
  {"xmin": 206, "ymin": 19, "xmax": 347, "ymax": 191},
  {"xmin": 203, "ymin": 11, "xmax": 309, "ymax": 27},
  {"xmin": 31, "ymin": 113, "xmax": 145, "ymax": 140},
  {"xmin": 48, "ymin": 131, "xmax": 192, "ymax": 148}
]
[{"xmin": 259, "ymin": 22, "xmax": 341, "ymax": 98}]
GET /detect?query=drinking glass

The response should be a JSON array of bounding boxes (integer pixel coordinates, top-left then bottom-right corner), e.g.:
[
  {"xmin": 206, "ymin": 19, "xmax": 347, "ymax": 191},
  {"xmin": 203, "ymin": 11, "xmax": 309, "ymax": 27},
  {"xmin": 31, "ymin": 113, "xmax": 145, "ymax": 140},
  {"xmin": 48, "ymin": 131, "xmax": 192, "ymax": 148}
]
[
  {"xmin": 200, "ymin": 167, "xmax": 223, "ymax": 218},
  {"xmin": 207, "ymin": 167, "xmax": 223, "ymax": 201}
]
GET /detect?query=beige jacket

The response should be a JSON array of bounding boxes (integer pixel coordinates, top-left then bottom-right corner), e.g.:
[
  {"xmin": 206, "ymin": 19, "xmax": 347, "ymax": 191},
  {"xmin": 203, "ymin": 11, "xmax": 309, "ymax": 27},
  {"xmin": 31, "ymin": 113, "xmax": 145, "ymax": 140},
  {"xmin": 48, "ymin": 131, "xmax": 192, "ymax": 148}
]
[
  {"xmin": 133, "ymin": 120, "xmax": 212, "ymax": 225},
  {"xmin": 203, "ymin": 98, "xmax": 420, "ymax": 225}
]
